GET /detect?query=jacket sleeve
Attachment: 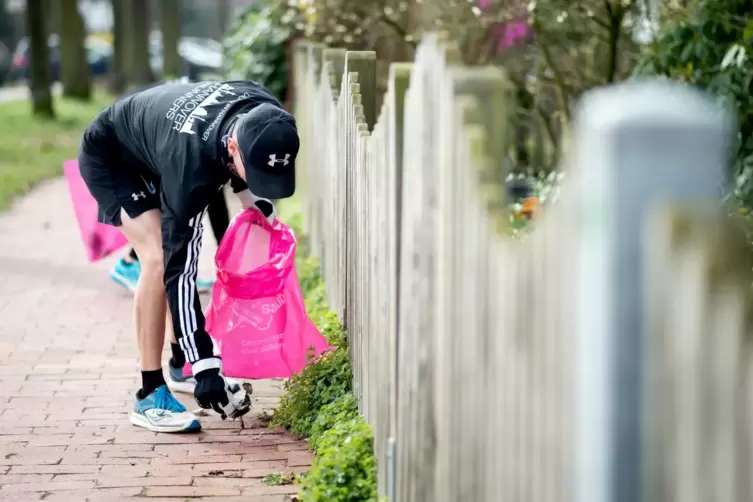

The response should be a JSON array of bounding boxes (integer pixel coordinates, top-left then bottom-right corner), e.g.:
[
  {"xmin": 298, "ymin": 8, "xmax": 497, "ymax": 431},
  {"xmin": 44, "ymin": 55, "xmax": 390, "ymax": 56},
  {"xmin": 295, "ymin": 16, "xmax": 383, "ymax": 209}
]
[
  {"xmin": 161, "ymin": 204, "xmax": 215, "ymax": 364},
  {"xmin": 228, "ymin": 174, "xmax": 256, "ymax": 209},
  {"xmin": 229, "ymin": 174, "xmax": 248, "ymax": 193}
]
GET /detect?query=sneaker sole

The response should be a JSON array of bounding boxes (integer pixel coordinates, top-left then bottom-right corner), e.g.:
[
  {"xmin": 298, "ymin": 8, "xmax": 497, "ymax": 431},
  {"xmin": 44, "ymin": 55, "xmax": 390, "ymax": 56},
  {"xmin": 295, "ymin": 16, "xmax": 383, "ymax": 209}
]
[
  {"xmin": 110, "ymin": 270, "xmax": 138, "ymax": 293},
  {"xmin": 130, "ymin": 411, "xmax": 201, "ymax": 433}
]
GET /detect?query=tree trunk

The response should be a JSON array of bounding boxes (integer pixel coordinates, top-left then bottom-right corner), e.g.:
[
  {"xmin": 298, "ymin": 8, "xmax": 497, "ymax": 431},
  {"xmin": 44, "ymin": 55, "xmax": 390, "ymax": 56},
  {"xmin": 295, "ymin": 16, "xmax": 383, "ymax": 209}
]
[
  {"xmin": 110, "ymin": 0, "xmax": 127, "ymax": 93},
  {"xmin": 45, "ymin": 0, "xmax": 59, "ymax": 40},
  {"xmin": 126, "ymin": 0, "xmax": 155, "ymax": 87},
  {"xmin": 26, "ymin": 0, "xmax": 54, "ymax": 118},
  {"xmin": 161, "ymin": 0, "xmax": 181, "ymax": 79},
  {"xmin": 218, "ymin": 0, "xmax": 230, "ymax": 38},
  {"xmin": 60, "ymin": 0, "xmax": 90, "ymax": 100}
]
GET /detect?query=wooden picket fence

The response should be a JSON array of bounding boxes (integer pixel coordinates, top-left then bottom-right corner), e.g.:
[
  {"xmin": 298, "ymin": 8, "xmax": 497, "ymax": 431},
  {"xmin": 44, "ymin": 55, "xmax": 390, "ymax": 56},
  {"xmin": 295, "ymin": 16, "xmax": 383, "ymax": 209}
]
[{"xmin": 292, "ymin": 33, "xmax": 753, "ymax": 502}]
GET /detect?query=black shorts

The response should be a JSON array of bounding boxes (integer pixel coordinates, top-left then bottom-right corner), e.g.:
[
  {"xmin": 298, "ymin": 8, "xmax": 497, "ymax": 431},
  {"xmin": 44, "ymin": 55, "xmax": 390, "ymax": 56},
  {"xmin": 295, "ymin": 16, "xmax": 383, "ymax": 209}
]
[{"xmin": 78, "ymin": 114, "xmax": 160, "ymax": 227}]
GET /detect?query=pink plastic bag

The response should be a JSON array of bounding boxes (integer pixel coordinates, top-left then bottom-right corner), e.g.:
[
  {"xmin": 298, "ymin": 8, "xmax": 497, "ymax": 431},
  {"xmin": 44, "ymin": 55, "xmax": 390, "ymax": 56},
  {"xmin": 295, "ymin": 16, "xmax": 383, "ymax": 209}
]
[
  {"xmin": 63, "ymin": 159, "xmax": 128, "ymax": 262},
  {"xmin": 203, "ymin": 208, "xmax": 331, "ymax": 379}
]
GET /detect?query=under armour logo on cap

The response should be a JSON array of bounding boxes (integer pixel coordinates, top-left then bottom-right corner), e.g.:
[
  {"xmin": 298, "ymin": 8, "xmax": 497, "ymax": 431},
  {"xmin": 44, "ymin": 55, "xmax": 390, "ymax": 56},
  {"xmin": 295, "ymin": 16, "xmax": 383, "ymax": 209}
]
[{"xmin": 268, "ymin": 154, "xmax": 290, "ymax": 167}]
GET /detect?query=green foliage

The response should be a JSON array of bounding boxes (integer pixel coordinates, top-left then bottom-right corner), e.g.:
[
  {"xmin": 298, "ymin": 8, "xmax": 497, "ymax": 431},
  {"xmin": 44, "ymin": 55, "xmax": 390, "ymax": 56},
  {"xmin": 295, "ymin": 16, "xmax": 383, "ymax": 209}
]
[
  {"xmin": 222, "ymin": 0, "xmax": 295, "ymax": 100},
  {"xmin": 297, "ymin": 254, "xmax": 323, "ymax": 303},
  {"xmin": 634, "ymin": 0, "xmax": 751, "ymax": 207},
  {"xmin": 0, "ymin": 93, "xmax": 111, "ymax": 209},
  {"xmin": 308, "ymin": 393, "xmax": 359, "ymax": 453},
  {"xmin": 272, "ymin": 200, "xmax": 376, "ymax": 499},
  {"xmin": 299, "ymin": 416, "xmax": 378, "ymax": 502},
  {"xmin": 261, "ymin": 471, "xmax": 303, "ymax": 485},
  {"xmin": 270, "ymin": 234, "xmax": 351, "ymax": 437},
  {"xmin": 271, "ymin": 343, "xmax": 352, "ymax": 437}
]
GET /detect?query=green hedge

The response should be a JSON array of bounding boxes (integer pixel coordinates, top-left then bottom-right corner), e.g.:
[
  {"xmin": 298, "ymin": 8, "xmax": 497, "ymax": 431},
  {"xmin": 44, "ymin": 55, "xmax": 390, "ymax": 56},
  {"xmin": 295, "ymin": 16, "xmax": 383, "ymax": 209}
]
[{"xmin": 272, "ymin": 205, "xmax": 378, "ymax": 502}]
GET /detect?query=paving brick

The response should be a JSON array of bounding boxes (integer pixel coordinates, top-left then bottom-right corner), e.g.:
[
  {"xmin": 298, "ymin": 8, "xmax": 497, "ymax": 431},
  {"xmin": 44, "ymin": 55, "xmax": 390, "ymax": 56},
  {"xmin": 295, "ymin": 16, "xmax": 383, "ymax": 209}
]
[
  {"xmin": 0, "ymin": 473, "xmax": 54, "ymax": 483},
  {"xmin": 41, "ymin": 487, "xmax": 143, "ymax": 501},
  {"xmin": 287, "ymin": 450, "xmax": 315, "ymax": 466},
  {"xmin": 0, "ymin": 453, "xmax": 64, "ymax": 466},
  {"xmin": 96, "ymin": 475, "xmax": 193, "ymax": 488},
  {"xmin": 277, "ymin": 441, "xmax": 311, "ymax": 452},
  {"xmin": 144, "ymin": 486, "xmax": 242, "ymax": 497},
  {"xmin": 0, "ymin": 180, "xmax": 313, "ymax": 498},
  {"xmin": 8, "ymin": 464, "xmax": 101, "ymax": 475},
  {"xmin": 0, "ymin": 479, "xmax": 96, "ymax": 493},
  {"xmin": 0, "ymin": 493, "xmax": 44, "ymax": 501},
  {"xmin": 242, "ymin": 484, "xmax": 302, "ymax": 496},
  {"xmin": 192, "ymin": 476, "xmax": 265, "ymax": 488},
  {"xmin": 59, "ymin": 455, "xmax": 151, "ymax": 466}
]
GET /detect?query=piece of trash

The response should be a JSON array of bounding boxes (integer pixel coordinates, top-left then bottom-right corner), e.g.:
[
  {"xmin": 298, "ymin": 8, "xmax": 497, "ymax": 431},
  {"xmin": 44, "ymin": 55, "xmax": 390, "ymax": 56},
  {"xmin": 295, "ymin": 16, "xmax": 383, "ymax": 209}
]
[
  {"xmin": 242, "ymin": 382, "xmax": 254, "ymax": 395},
  {"xmin": 193, "ymin": 408, "xmax": 209, "ymax": 417},
  {"xmin": 208, "ymin": 470, "xmax": 224, "ymax": 476}
]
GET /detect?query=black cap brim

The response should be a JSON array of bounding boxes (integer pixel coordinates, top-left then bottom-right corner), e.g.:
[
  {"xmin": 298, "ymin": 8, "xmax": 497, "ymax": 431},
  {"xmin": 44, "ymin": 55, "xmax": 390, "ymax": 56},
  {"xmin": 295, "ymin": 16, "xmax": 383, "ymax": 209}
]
[{"xmin": 243, "ymin": 161, "xmax": 296, "ymax": 200}]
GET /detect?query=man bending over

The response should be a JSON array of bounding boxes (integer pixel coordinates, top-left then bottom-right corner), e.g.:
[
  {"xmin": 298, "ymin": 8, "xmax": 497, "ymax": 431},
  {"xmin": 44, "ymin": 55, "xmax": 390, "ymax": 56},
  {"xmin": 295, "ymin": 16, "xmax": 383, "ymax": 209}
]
[{"xmin": 78, "ymin": 80, "xmax": 298, "ymax": 432}]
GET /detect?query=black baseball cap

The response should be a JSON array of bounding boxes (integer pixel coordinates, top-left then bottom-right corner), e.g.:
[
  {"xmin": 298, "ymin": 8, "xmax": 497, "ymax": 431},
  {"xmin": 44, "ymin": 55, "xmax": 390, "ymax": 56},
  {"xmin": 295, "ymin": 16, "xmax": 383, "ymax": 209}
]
[{"xmin": 235, "ymin": 103, "xmax": 299, "ymax": 199}]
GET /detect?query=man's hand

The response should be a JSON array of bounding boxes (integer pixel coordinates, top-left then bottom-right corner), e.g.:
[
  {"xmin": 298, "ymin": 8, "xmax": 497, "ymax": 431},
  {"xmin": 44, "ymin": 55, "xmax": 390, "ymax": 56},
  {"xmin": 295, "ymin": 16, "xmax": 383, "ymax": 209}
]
[{"xmin": 193, "ymin": 357, "xmax": 251, "ymax": 419}]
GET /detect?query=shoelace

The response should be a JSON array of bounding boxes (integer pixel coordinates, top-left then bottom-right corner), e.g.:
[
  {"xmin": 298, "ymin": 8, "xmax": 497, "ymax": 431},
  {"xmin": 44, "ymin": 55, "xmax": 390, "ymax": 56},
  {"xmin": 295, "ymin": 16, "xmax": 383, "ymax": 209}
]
[{"xmin": 153, "ymin": 387, "xmax": 185, "ymax": 415}]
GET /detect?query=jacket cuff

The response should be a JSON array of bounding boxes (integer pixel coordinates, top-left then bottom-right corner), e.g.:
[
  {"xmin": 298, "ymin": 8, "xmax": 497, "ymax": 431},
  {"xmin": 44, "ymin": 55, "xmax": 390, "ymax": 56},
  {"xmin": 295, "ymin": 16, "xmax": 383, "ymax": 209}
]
[{"xmin": 192, "ymin": 356, "xmax": 222, "ymax": 376}]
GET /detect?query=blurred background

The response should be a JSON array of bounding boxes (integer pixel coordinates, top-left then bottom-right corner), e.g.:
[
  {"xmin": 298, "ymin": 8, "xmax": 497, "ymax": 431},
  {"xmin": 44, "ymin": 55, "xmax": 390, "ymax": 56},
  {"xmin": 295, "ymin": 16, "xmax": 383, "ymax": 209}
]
[{"xmin": 0, "ymin": 0, "xmax": 244, "ymax": 90}]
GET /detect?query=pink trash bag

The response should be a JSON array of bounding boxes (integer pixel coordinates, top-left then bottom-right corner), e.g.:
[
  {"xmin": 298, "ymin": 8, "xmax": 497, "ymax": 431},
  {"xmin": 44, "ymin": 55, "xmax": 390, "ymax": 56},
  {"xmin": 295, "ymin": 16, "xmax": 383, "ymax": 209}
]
[
  {"xmin": 203, "ymin": 207, "xmax": 331, "ymax": 379},
  {"xmin": 63, "ymin": 159, "xmax": 128, "ymax": 262}
]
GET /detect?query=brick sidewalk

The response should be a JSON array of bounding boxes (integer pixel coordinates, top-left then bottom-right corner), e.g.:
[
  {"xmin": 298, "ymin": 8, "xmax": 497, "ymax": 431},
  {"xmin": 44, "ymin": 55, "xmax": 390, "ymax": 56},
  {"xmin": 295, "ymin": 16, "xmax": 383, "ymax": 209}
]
[{"xmin": 0, "ymin": 180, "xmax": 311, "ymax": 501}]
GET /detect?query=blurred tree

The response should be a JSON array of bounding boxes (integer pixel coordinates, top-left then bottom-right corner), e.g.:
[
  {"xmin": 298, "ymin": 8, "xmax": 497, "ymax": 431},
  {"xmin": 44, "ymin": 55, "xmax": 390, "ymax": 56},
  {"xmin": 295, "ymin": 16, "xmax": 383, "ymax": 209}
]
[
  {"xmin": 60, "ymin": 0, "xmax": 91, "ymax": 100},
  {"xmin": 161, "ymin": 0, "xmax": 181, "ymax": 78},
  {"xmin": 110, "ymin": 0, "xmax": 126, "ymax": 93},
  {"xmin": 124, "ymin": 0, "xmax": 155, "ymax": 86},
  {"xmin": 223, "ymin": 1, "xmax": 292, "ymax": 100},
  {"xmin": 0, "ymin": 0, "xmax": 17, "ymax": 51},
  {"xmin": 45, "ymin": 0, "xmax": 59, "ymax": 38},
  {"xmin": 282, "ymin": 0, "xmax": 643, "ymax": 171},
  {"xmin": 218, "ymin": 0, "xmax": 229, "ymax": 38},
  {"xmin": 634, "ymin": 0, "xmax": 753, "ymax": 209},
  {"xmin": 26, "ymin": 0, "xmax": 54, "ymax": 118}
]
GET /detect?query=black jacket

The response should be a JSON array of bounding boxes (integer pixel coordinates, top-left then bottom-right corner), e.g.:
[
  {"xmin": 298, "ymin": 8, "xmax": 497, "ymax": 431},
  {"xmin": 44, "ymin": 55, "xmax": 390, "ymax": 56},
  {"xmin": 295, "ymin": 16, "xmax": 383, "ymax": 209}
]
[{"xmin": 105, "ymin": 80, "xmax": 282, "ymax": 363}]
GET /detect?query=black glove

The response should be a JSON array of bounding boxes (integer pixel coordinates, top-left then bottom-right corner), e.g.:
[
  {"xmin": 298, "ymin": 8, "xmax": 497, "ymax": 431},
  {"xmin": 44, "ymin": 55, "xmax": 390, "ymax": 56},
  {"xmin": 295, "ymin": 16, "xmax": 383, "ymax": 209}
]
[
  {"xmin": 194, "ymin": 368, "xmax": 229, "ymax": 415},
  {"xmin": 254, "ymin": 199, "xmax": 275, "ymax": 220},
  {"xmin": 194, "ymin": 360, "xmax": 235, "ymax": 418}
]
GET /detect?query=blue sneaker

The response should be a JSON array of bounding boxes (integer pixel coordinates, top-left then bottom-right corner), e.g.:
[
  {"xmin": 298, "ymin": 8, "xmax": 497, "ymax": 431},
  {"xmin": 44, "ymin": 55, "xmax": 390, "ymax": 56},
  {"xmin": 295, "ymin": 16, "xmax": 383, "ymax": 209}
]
[
  {"xmin": 110, "ymin": 258, "xmax": 215, "ymax": 294},
  {"xmin": 196, "ymin": 277, "xmax": 215, "ymax": 294},
  {"xmin": 110, "ymin": 258, "xmax": 141, "ymax": 292},
  {"xmin": 166, "ymin": 360, "xmax": 242, "ymax": 395},
  {"xmin": 130, "ymin": 385, "xmax": 201, "ymax": 433}
]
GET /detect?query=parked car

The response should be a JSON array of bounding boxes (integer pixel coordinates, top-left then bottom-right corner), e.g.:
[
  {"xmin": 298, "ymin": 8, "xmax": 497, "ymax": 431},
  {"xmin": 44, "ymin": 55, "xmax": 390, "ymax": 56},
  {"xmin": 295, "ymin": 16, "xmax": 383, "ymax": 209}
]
[
  {"xmin": 10, "ymin": 34, "xmax": 111, "ymax": 82},
  {"xmin": 149, "ymin": 32, "xmax": 223, "ymax": 81},
  {"xmin": 11, "ymin": 33, "xmax": 222, "ymax": 83}
]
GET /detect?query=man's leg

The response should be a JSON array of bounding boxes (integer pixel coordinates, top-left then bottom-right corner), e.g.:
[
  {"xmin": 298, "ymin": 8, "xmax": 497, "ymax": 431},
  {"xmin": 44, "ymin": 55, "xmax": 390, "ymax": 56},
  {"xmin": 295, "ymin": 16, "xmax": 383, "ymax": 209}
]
[
  {"xmin": 118, "ymin": 209, "xmax": 166, "ymax": 375},
  {"xmin": 117, "ymin": 208, "xmax": 200, "ymax": 433}
]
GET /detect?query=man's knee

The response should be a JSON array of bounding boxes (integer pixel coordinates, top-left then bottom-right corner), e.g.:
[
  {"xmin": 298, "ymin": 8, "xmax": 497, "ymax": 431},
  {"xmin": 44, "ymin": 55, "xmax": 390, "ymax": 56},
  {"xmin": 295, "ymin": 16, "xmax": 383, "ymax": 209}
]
[
  {"xmin": 119, "ymin": 209, "xmax": 164, "ymax": 279},
  {"xmin": 139, "ymin": 248, "xmax": 164, "ymax": 279}
]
